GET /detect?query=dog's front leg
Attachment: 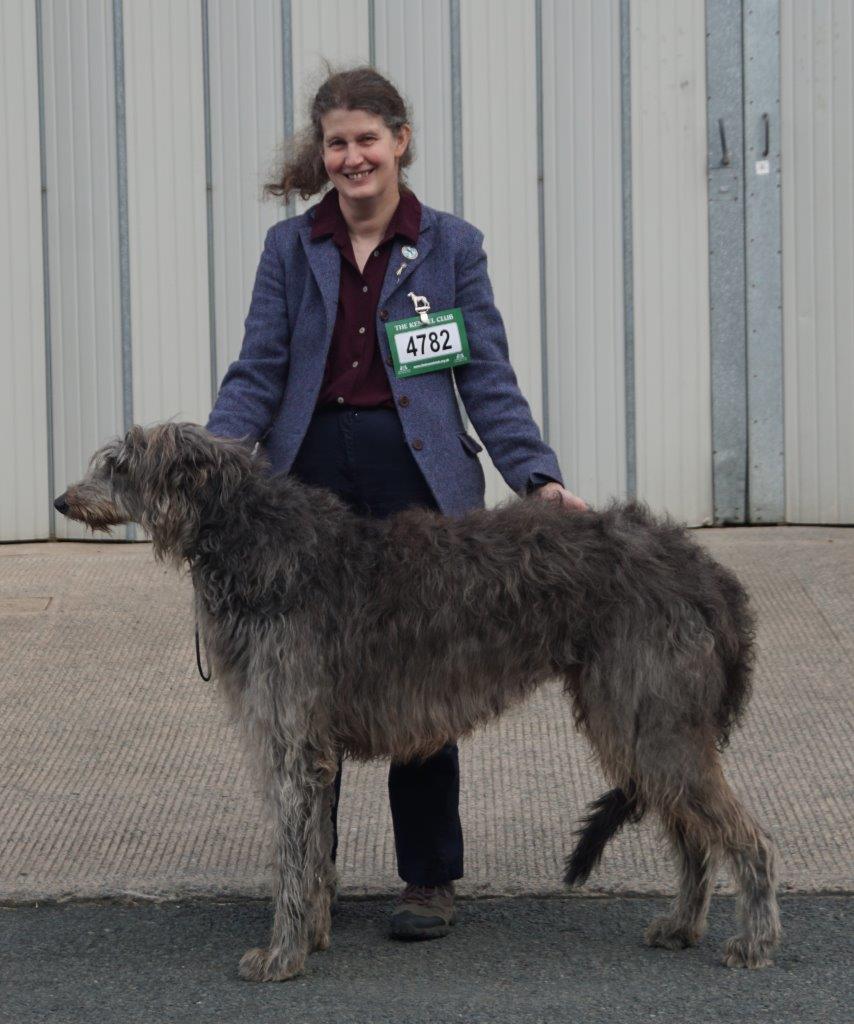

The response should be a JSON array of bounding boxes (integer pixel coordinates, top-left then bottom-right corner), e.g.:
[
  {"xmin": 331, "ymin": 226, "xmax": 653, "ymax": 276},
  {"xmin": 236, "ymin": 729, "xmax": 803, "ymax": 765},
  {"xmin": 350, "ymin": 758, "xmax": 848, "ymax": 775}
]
[{"xmin": 239, "ymin": 755, "xmax": 325, "ymax": 982}]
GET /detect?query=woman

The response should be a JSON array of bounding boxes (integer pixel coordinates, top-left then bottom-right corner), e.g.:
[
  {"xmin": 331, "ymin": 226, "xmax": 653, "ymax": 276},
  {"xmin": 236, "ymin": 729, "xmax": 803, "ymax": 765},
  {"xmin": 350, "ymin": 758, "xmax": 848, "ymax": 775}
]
[{"xmin": 206, "ymin": 66, "xmax": 586, "ymax": 941}]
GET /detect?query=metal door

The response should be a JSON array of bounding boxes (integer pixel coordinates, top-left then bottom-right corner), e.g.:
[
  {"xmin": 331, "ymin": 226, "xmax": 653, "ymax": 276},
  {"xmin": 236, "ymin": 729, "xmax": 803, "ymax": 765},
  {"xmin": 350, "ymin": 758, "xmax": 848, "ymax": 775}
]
[{"xmin": 707, "ymin": 0, "xmax": 784, "ymax": 524}]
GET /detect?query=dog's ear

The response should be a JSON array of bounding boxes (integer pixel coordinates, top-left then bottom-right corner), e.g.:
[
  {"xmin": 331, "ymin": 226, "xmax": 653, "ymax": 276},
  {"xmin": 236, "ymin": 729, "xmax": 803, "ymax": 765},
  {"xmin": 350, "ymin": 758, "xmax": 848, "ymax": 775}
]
[{"xmin": 115, "ymin": 424, "xmax": 148, "ymax": 472}]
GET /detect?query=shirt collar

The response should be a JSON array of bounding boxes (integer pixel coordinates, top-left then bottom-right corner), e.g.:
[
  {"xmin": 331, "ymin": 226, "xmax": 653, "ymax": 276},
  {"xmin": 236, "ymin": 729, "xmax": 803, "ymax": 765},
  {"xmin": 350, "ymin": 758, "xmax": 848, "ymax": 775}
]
[{"xmin": 310, "ymin": 188, "xmax": 421, "ymax": 247}]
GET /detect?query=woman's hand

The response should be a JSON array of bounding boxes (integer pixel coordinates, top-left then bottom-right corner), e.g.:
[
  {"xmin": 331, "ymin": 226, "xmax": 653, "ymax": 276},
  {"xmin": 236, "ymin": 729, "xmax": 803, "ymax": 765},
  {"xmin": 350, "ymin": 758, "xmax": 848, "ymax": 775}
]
[{"xmin": 532, "ymin": 481, "xmax": 588, "ymax": 511}]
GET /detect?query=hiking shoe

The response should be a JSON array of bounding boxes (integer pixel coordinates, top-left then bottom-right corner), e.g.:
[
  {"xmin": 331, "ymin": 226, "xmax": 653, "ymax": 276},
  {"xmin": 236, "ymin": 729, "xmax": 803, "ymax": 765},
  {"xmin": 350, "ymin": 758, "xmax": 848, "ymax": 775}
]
[{"xmin": 389, "ymin": 883, "xmax": 457, "ymax": 940}]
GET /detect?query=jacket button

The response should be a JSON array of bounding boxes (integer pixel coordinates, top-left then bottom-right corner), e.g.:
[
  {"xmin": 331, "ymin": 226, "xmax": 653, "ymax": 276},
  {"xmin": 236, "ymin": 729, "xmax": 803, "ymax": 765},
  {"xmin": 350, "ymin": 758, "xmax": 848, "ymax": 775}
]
[
  {"xmin": 411, "ymin": 438, "xmax": 423, "ymax": 451},
  {"xmin": 398, "ymin": 395, "xmax": 410, "ymax": 408},
  {"xmin": 379, "ymin": 309, "xmax": 389, "ymax": 321}
]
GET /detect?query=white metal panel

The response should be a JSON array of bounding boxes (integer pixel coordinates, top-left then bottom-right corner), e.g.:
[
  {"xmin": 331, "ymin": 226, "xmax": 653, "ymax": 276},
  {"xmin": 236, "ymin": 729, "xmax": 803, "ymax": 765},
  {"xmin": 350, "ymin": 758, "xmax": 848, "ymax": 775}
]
[
  {"xmin": 290, "ymin": 0, "xmax": 370, "ymax": 216},
  {"xmin": 781, "ymin": 0, "xmax": 854, "ymax": 523},
  {"xmin": 42, "ymin": 0, "xmax": 125, "ymax": 539},
  {"xmin": 207, "ymin": 0, "xmax": 285, "ymax": 380},
  {"xmin": 291, "ymin": 0, "xmax": 370, "ymax": 110},
  {"xmin": 124, "ymin": 0, "xmax": 211, "ymax": 427},
  {"xmin": 373, "ymin": 0, "xmax": 453, "ymax": 214},
  {"xmin": 0, "ymin": 0, "xmax": 49, "ymax": 541},
  {"xmin": 542, "ymin": 0, "xmax": 625, "ymax": 506},
  {"xmin": 630, "ymin": 0, "xmax": 712, "ymax": 524},
  {"xmin": 460, "ymin": 0, "xmax": 542, "ymax": 506}
]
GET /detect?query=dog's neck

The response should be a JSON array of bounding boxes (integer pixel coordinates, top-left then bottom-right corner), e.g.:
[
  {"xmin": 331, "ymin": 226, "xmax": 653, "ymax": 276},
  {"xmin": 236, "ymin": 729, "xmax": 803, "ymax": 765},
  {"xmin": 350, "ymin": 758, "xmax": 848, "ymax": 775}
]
[{"xmin": 178, "ymin": 472, "xmax": 331, "ymax": 567}]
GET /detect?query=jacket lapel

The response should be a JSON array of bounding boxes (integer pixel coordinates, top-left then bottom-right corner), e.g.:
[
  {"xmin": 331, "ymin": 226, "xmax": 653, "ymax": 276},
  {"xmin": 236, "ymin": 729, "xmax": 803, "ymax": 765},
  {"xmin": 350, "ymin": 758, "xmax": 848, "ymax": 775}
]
[
  {"xmin": 378, "ymin": 205, "xmax": 437, "ymax": 310},
  {"xmin": 297, "ymin": 218, "xmax": 340, "ymax": 335},
  {"xmin": 298, "ymin": 202, "xmax": 437, "ymax": 326}
]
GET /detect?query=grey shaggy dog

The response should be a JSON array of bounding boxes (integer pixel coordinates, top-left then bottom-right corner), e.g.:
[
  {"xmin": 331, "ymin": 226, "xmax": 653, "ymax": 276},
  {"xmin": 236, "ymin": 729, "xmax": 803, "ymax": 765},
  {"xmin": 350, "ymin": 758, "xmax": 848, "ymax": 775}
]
[{"xmin": 55, "ymin": 422, "xmax": 781, "ymax": 981}]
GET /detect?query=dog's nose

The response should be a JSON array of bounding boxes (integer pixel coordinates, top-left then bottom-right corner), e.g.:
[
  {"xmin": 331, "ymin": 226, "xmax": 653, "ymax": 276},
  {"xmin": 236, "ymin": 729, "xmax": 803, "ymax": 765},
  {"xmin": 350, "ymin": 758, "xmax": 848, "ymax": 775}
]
[{"xmin": 53, "ymin": 494, "xmax": 69, "ymax": 515}]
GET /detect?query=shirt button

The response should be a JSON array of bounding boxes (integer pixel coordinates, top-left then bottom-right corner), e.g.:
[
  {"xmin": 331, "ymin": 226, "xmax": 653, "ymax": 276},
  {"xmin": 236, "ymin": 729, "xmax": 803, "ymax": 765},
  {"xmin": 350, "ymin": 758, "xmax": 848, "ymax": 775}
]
[
  {"xmin": 411, "ymin": 438, "xmax": 423, "ymax": 451},
  {"xmin": 358, "ymin": 326, "xmax": 366, "ymax": 334},
  {"xmin": 373, "ymin": 250, "xmax": 380, "ymax": 257},
  {"xmin": 379, "ymin": 309, "xmax": 389, "ymax": 321},
  {"xmin": 399, "ymin": 395, "xmax": 410, "ymax": 408},
  {"xmin": 352, "ymin": 360, "xmax": 359, "ymax": 368},
  {"xmin": 337, "ymin": 396, "xmax": 344, "ymax": 404},
  {"xmin": 362, "ymin": 285, "xmax": 369, "ymax": 293}
]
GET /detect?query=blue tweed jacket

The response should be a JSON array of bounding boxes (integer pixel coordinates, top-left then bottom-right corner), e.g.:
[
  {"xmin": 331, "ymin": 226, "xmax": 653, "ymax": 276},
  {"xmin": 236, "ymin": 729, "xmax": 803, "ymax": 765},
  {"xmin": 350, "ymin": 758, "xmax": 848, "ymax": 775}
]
[{"xmin": 206, "ymin": 201, "xmax": 563, "ymax": 516}]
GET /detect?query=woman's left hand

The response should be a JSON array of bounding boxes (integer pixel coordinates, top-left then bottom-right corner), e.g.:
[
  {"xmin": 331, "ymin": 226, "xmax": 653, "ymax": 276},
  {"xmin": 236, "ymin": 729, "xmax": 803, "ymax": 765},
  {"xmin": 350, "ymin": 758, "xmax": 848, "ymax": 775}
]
[{"xmin": 532, "ymin": 482, "xmax": 588, "ymax": 511}]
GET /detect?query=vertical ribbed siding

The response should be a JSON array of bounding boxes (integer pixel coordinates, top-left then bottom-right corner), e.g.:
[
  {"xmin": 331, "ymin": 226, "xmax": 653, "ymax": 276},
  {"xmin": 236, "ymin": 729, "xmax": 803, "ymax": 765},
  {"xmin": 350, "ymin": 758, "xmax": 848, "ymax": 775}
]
[
  {"xmin": 291, "ymin": 0, "xmax": 370, "ymax": 93},
  {"xmin": 5, "ymin": 1, "xmax": 854, "ymax": 540},
  {"xmin": 123, "ymin": 0, "xmax": 211, "ymax": 427},
  {"xmin": 207, "ymin": 0, "xmax": 285, "ymax": 380},
  {"xmin": 541, "ymin": 0, "xmax": 625, "ymax": 505},
  {"xmin": 290, "ymin": 0, "xmax": 371, "ymax": 207},
  {"xmin": 373, "ymin": 0, "xmax": 453, "ymax": 214},
  {"xmin": 41, "ymin": 0, "xmax": 124, "ymax": 539},
  {"xmin": 630, "ymin": 0, "xmax": 713, "ymax": 525},
  {"xmin": 460, "ymin": 0, "xmax": 541, "ymax": 506},
  {"xmin": 0, "ymin": 0, "xmax": 49, "ymax": 541},
  {"xmin": 781, "ymin": 0, "xmax": 854, "ymax": 523}
]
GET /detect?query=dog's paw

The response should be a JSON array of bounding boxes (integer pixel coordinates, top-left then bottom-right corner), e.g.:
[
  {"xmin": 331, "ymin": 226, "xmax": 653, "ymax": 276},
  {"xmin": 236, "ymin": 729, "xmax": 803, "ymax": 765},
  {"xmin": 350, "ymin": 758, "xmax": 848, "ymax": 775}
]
[
  {"xmin": 644, "ymin": 916, "xmax": 702, "ymax": 950},
  {"xmin": 238, "ymin": 946, "xmax": 306, "ymax": 982},
  {"xmin": 311, "ymin": 931, "xmax": 331, "ymax": 952},
  {"xmin": 722, "ymin": 936, "xmax": 773, "ymax": 969}
]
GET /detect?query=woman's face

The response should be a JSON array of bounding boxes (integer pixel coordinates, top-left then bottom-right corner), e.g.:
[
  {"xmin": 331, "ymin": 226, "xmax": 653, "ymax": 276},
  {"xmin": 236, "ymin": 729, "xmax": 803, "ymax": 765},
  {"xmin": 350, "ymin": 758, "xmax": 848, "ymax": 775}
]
[{"xmin": 320, "ymin": 108, "xmax": 410, "ymax": 205}]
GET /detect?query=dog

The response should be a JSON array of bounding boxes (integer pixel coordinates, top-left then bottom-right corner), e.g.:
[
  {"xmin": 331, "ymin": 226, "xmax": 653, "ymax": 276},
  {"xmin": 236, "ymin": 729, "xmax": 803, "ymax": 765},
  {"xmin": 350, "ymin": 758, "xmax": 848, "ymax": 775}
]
[{"xmin": 54, "ymin": 422, "xmax": 780, "ymax": 980}]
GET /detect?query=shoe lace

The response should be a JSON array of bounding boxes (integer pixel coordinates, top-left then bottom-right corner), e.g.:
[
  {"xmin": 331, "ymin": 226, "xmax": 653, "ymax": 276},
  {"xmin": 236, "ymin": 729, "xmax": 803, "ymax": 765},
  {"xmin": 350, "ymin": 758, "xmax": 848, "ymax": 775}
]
[{"xmin": 403, "ymin": 884, "xmax": 452, "ymax": 906}]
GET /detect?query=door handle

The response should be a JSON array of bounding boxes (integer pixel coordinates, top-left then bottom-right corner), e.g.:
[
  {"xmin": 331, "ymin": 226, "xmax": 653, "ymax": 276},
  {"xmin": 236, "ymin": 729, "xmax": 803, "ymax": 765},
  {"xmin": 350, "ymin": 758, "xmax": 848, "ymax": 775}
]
[{"xmin": 718, "ymin": 117, "xmax": 731, "ymax": 167}]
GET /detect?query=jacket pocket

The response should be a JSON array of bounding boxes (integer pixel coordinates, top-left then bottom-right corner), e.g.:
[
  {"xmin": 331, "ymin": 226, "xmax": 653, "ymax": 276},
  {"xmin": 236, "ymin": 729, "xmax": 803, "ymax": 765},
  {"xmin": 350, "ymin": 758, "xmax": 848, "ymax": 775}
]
[{"xmin": 459, "ymin": 432, "xmax": 483, "ymax": 456}]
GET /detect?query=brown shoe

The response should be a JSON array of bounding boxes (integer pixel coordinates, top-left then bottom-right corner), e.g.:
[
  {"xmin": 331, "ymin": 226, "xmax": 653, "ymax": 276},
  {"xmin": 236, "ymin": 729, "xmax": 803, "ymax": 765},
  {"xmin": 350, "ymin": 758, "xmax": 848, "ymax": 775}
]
[{"xmin": 389, "ymin": 883, "xmax": 457, "ymax": 940}]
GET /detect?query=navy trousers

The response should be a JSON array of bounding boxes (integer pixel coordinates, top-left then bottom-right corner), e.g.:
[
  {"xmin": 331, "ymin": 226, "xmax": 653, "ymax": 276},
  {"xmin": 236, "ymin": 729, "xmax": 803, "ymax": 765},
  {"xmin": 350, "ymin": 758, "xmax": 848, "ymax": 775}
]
[{"xmin": 290, "ymin": 406, "xmax": 464, "ymax": 887}]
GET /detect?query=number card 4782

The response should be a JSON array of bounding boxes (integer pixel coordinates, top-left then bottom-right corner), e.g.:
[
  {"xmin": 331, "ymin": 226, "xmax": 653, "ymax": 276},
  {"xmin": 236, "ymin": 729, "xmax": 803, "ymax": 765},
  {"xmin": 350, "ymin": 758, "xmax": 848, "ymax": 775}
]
[{"xmin": 384, "ymin": 308, "xmax": 471, "ymax": 378}]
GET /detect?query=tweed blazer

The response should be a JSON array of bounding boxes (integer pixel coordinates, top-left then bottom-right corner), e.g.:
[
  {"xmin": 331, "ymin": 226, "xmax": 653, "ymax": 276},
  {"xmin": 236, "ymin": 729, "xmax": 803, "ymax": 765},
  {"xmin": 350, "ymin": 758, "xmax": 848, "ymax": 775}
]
[{"xmin": 206, "ymin": 200, "xmax": 564, "ymax": 517}]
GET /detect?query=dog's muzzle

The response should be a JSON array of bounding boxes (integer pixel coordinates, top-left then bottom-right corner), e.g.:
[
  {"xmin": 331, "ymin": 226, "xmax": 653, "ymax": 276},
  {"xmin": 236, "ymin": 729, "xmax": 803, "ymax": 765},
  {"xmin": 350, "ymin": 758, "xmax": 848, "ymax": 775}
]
[{"xmin": 54, "ymin": 494, "xmax": 69, "ymax": 515}]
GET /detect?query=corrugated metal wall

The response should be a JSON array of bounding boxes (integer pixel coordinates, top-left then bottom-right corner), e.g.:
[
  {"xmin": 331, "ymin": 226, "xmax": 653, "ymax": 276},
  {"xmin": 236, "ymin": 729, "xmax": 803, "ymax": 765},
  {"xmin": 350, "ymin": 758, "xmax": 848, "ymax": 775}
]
[
  {"xmin": 2, "ymin": 0, "xmax": 852, "ymax": 541},
  {"xmin": 781, "ymin": 0, "xmax": 854, "ymax": 523},
  {"xmin": 124, "ymin": 1, "xmax": 211, "ymax": 428},
  {"xmin": 0, "ymin": 0, "xmax": 49, "ymax": 542},
  {"xmin": 207, "ymin": 0, "xmax": 284, "ymax": 400},
  {"xmin": 42, "ymin": 0, "xmax": 124, "ymax": 541},
  {"xmin": 630, "ymin": 0, "xmax": 713, "ymax": 525},
  {"xmin": 542, "ymin": 0, "xmax": 626, "ymax": 505}
]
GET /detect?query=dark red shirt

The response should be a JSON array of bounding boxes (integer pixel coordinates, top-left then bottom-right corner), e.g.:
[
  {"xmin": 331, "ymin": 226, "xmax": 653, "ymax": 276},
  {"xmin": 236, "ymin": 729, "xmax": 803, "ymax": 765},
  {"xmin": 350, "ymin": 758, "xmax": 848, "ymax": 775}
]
[{"xmin": 311, "ymin": 188, "xmax": 422, "ymax": 409}]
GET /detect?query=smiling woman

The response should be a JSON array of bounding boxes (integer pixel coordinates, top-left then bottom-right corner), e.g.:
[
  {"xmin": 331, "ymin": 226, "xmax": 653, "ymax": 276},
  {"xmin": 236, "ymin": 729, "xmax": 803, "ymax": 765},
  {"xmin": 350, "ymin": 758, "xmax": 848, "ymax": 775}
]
[
  {"xmin": 264, "ymin": 66, "xmax": 414, "ymax": 204},
  {"xmin": 205, "ymin": 64, "xmax": 585, "ymax": 964}
]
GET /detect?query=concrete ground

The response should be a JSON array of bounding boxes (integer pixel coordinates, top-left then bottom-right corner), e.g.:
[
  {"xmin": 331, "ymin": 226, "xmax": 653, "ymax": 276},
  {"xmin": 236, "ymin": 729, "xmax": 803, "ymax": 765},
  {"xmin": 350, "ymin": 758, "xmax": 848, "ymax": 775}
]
[{"xmin": 1, "ymin": 525, "xmax": 852, "ymax": 903}]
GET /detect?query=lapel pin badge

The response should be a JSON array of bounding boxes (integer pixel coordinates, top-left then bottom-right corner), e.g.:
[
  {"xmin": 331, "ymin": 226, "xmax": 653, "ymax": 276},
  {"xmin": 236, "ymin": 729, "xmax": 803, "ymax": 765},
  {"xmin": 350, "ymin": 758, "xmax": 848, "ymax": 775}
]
[{"xmin": 401, "ymin": 245, "xmax": 418, "ymax": 260}]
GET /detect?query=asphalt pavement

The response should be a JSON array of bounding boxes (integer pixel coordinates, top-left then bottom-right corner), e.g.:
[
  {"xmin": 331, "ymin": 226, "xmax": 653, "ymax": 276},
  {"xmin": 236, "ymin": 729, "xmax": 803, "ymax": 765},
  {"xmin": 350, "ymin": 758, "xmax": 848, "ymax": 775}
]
[{"xmin": 1, "ymin": 895, "xmax": 850, "ymax": 1023}]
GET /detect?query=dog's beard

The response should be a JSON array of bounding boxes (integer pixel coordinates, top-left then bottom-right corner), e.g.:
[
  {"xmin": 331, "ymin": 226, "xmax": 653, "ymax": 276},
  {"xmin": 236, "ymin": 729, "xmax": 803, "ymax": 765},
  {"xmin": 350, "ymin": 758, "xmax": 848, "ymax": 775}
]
[{"xmin": 62, "ymin": 491, "xmax": 129, "ymax": 532}]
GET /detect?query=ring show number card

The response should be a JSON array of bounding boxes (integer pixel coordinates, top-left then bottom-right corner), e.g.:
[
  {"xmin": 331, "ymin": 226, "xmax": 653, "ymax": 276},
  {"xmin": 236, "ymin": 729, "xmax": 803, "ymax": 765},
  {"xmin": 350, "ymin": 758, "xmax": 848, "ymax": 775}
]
[{"xmin": 385, "ymin": 308, "xmax": 471, "ymax": 378}]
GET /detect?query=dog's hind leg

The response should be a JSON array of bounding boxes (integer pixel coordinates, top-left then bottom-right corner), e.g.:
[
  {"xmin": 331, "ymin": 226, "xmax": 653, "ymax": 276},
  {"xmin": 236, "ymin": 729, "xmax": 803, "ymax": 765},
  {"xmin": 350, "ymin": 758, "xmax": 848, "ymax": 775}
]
[
  {"xmin": 714, "ymin": 795, "xmax": 780, "ymax": 968},
  {"xmin": 238, "ymin": 750, "xmax": 328, "ymax": 982},
  {"xmin": 645, "ymin": 764, "xmax": 780, "ymax": 968},
  {"xmin": 644, "ymin": 818, "xmax": 719, "ymax": 950}
]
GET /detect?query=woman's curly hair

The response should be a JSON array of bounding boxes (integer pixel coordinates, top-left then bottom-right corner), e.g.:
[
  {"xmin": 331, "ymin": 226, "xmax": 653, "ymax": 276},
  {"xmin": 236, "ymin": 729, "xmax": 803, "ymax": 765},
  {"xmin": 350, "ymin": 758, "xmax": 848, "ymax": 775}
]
[{"xmin": 264, "ymin": 65, "xmax": 414, "ymax": 203}]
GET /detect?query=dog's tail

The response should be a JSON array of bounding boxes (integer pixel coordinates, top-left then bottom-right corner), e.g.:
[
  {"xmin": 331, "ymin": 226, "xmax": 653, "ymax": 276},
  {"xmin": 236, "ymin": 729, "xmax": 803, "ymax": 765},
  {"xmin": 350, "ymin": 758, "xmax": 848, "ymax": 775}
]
[{"xmin": 564, "ymin": 782, "xmax": 644, "ymax": 887}]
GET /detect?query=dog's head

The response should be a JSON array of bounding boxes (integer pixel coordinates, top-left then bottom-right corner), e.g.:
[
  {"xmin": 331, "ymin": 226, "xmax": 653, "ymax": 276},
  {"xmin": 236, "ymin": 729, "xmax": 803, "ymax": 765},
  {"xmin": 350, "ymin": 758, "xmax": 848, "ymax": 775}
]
[{"xmin": 54, "ymin": 422, "xmax": 258, "ymax": 560}]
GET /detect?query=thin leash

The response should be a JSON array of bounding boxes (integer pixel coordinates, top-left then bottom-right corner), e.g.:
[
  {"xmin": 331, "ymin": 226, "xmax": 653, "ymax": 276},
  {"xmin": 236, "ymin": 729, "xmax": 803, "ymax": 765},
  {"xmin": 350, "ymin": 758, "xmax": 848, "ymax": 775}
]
[{"xmin": 195, "ymin": 621, "xmax": 212, "ymax": 681}]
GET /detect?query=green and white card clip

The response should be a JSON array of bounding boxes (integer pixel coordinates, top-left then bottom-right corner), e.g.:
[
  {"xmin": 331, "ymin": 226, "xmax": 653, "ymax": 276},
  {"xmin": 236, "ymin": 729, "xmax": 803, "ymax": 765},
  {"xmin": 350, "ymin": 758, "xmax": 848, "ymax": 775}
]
[{"xmin": 384, "ymin": 294, "xmax": 471, "ymax": 379}]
